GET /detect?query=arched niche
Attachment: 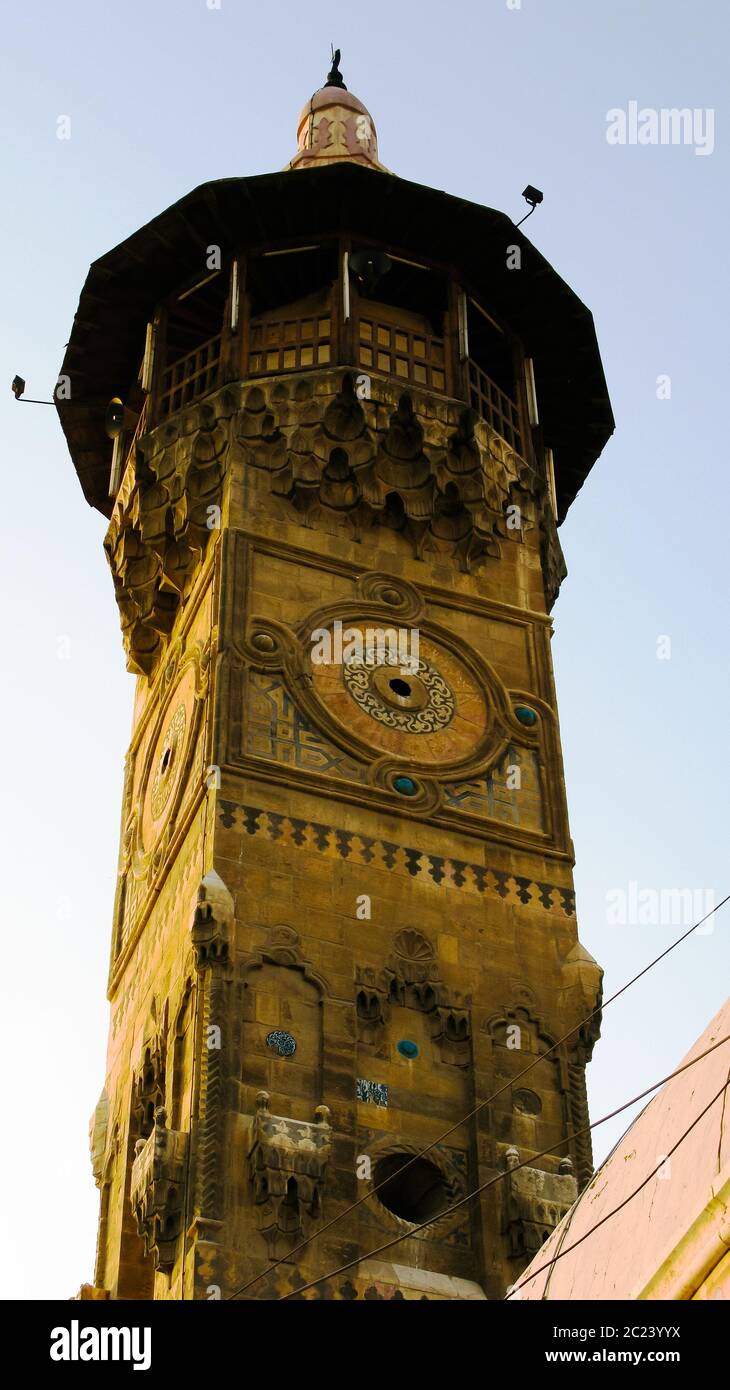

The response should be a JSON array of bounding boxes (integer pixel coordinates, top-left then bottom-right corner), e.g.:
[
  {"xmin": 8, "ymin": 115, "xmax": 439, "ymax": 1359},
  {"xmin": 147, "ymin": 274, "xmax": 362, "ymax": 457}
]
[{"xmin": 242, "ymin": 959, "xmax": 325, "ymax": 1114}]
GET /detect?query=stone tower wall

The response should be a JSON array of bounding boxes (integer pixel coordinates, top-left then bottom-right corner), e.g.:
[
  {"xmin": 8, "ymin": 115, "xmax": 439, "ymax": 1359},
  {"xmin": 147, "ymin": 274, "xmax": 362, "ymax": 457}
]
[{"xmin": 92, "ymin": 366, "xmax": 602, "ymax": 1301}]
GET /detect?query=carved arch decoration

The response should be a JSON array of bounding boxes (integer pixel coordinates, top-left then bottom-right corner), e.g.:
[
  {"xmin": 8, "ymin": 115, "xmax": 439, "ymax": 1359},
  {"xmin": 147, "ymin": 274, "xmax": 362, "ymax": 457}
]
[
  {"xmin": 356, "ymin": 928, "xmax": 470, "ymax": 1065},
  {"xmin": 485, "ymin": 992, "xmax": 560, "ymax": 1059},
  {"xmin": 132, "ymin": 998, "xmax": 169, "ymax": 1140},
  {"xmin": 241, "ymin": 930, "xmax": 332, "ymax": 1254},
  {"xmin": 485, "ymin": 1000, "xmax": 565, "ymax": 1124},
  {"xmin": 485, "ymin": 995, "xmax": 595, "ymax": 1187},
  {"xmin": 242, "ymin": 924, "xmax": 330, "ymax": 998},
  {"xmin": 241, "ymin": 926, "xmax": 330, "ymax": 1109}
]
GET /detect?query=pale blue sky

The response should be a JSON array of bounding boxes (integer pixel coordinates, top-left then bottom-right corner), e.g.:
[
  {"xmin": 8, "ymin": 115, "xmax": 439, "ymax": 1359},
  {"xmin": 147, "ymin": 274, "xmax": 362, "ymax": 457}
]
[{"xmin": 1, "ymin": 0, "xmax": 728, "ymax": 1298}]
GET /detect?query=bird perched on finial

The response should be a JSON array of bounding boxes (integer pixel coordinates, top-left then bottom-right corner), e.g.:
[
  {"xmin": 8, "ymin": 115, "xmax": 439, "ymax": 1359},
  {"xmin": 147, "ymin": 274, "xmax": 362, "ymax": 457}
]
[{"xmin": 326, "ymin": 46, "xmax": 347, "ymax": 90}]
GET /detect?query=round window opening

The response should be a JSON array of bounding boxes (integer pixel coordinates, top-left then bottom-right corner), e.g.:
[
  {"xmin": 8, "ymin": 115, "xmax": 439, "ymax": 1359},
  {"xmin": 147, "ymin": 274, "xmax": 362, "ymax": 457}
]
[
  {"xmin": 374, "ymin": 1154, "xmax": 449, "ymax": 1224},
  {"xmin": 389, "ymin": 677, "xmax": 412, "ymax": 699}
]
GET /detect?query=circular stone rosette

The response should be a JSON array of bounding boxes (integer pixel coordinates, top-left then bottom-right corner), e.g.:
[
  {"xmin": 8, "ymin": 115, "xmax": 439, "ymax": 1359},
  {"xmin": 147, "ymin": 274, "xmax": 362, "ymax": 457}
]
[
  {"xmin": 149, "ymin": 703, "xmax": 186, "ymax": 819},
  {"xmin": 310, "ymin": 623, "xmax": 488, "ymax": 767},
  {"xmin": 343, "ymin": 657, "xmax": 455, "ymax": 735}
]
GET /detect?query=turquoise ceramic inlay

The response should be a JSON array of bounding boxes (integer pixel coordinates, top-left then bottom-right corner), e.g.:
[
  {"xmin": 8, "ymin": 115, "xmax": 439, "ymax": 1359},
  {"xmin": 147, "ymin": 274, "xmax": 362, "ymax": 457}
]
[{"xmin": 265, "ymin": 1030, "xmax": 296, "ymax": 1057}]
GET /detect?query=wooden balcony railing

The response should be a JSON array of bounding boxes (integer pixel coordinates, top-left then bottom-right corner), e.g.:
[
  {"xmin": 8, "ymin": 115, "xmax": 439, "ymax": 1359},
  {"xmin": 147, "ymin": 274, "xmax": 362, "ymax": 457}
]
[
  {"xmin": 149, "ymin": 295, "xmax": 526, "ymax": 469},
  {"xmin": 158, "ymin": 333, "xmax": 222, "ymax": 420},
  {"xmin": 249, "ymin": 312, "xmax": 332, "ymax": 375},
  {"xmin": 467, "ymin": 358, "xmax": 524, "ymax": 457}
]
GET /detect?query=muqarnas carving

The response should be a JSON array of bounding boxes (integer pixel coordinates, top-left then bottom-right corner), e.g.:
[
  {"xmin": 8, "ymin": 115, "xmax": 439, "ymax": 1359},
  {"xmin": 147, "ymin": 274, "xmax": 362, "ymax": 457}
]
[
  {"xmin": 104, "ymin": 394, "xmax": 232, "ymax": 676},
  {"xmin": 235, "ymin": 371, "xmax": 563, "ymax": 588},
  {"xmin": 248, "ymin": 1091, "xmax": 332, "ymax": 1255}
]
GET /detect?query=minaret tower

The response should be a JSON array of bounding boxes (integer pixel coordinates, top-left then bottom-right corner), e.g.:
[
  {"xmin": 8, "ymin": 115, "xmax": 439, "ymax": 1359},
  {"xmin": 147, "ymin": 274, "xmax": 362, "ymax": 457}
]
[{"xmin": 61, "ymin": 56, "xmax": 613, "ymax": 1301}]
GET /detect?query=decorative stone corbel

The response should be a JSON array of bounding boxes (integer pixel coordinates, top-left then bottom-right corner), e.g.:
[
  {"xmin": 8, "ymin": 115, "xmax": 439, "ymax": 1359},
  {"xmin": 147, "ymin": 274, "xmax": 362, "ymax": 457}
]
[
  {"xmin": 540, "ymin": 500, "xmax": 567, "ymax": 611},
  {"xmin": 502, "ymin": 1147, "xmax": 577, "ymax": 1261},
  {"xmin": 356, "ymin": 930, "xmax": 472, "ymax": 1064},
  {"xmin": 248, "ymin": 1091, "xmax": 332, "ymax": 1255},
  {"xmin": 133, "ymin": 1032, "xmax": 167, "ymax": 1139},
  {"xmin": 130, "ymin": 1106, "xmax": 188, "ymax": 1273},
  {"xmin": 104, "ymin": 396, "xmax": 230, "ymax": 677},
  {"xmin": 88, "ymin": 1089, "xmax": 109, "ymax": 1188},
  {"xmin": 386, "ymin": 929, "xmax": 446, "ymax": 1011}
]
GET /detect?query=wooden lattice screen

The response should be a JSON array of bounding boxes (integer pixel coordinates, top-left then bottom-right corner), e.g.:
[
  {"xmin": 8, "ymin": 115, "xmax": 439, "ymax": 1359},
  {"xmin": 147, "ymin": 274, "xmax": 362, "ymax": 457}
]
[{"xmin": 357, "ymin": 301, "xmax": 447, "ymax": 393}]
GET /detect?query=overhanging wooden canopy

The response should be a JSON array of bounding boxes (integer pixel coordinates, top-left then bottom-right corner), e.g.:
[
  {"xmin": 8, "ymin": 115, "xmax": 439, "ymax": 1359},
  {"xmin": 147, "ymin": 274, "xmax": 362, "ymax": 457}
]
[{"xmin": 57, "ymin": 162, "xmax": 614, "ymax": 522}]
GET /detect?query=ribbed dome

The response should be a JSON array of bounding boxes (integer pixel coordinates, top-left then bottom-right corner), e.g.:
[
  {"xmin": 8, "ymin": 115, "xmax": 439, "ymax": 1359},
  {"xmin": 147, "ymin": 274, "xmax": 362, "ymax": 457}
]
[{"xmin": 288, "ymin": 53, "xmax": 384, "ymax": 172}]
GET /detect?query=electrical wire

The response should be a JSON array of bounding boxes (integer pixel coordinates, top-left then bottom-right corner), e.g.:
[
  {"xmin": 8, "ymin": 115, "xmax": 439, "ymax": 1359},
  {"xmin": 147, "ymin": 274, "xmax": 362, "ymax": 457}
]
[
  {"xmin": 277, "ymin": 1029, "xmax": 730, "ymax": 1300},
  {"xmin": 227, "ymin": 889, "xmax": 729, "ymax": 1299}
]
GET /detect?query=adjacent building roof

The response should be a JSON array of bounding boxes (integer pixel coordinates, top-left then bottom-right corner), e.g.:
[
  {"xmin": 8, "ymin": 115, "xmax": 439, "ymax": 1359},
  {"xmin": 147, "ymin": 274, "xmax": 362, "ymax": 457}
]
[{"xmin": 514, "ymin": 996, "xmax": 730, "ymax": 1300}]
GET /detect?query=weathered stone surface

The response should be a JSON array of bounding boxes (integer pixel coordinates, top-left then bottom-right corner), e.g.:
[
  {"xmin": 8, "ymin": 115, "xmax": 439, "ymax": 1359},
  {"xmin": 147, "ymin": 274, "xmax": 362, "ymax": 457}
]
[{"xmin": 85, "ymin": 333, "xmax": 596, "ymax": 1304}]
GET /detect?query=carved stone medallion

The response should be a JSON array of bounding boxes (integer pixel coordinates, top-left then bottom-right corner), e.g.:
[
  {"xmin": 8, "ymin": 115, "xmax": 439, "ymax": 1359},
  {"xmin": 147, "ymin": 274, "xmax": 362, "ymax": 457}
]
[
  {"xmin": 311, "ymin": 624, "xmax": 487, "ymax": 766},
  {"xmin": 150, "ymin": 704, "xmax": 186, "ymax": 819},
  {"xmin": 140, "ymin": 659, "xmax": 201, "ymax": 851},
  {"xmin": 343, "ymin": 657, "xmax": 455, "ymax": 734}
]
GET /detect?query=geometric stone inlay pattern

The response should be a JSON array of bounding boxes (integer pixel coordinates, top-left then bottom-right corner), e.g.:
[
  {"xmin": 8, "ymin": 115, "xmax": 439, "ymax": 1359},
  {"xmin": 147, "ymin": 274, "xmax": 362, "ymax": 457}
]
[
  {"xmin": 443, "ymin": 747, "xmax": 543, "ymax": 831},
  {"xmin": 247, "ymin": 674, "xmax": 369, "ymax": 783},
  {"xmin": 247, "ymin": 676, "xmax": 543, "ymax": 831},
  {"xmin": 217, "ymin": 800, "xmax": 575, "ymax": 916}
]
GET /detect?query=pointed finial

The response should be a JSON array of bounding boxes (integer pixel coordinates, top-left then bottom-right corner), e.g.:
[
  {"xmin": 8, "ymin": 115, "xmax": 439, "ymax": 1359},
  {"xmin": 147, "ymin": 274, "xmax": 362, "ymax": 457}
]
[{"xmin": 326, "ymin": 45, "xmax": 347, "ymax": 90}]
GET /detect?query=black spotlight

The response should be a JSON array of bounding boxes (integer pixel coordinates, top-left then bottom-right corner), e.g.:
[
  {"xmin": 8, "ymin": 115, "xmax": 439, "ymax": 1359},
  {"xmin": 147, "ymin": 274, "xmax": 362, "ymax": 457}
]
[
  {"xmin": 349, "ymin": 248, "xmax": 392, "ymax": 295},
  {"xmin": 515, "ymin": 185, "xmax": 544, "ymax": 227},
  {"xmin": 522, "ymin": 185, "xmax": 544, "ymax": 209},
  {"xmin": 11, "ymin": 375, "xmax": 25, "ymax": 399}
]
